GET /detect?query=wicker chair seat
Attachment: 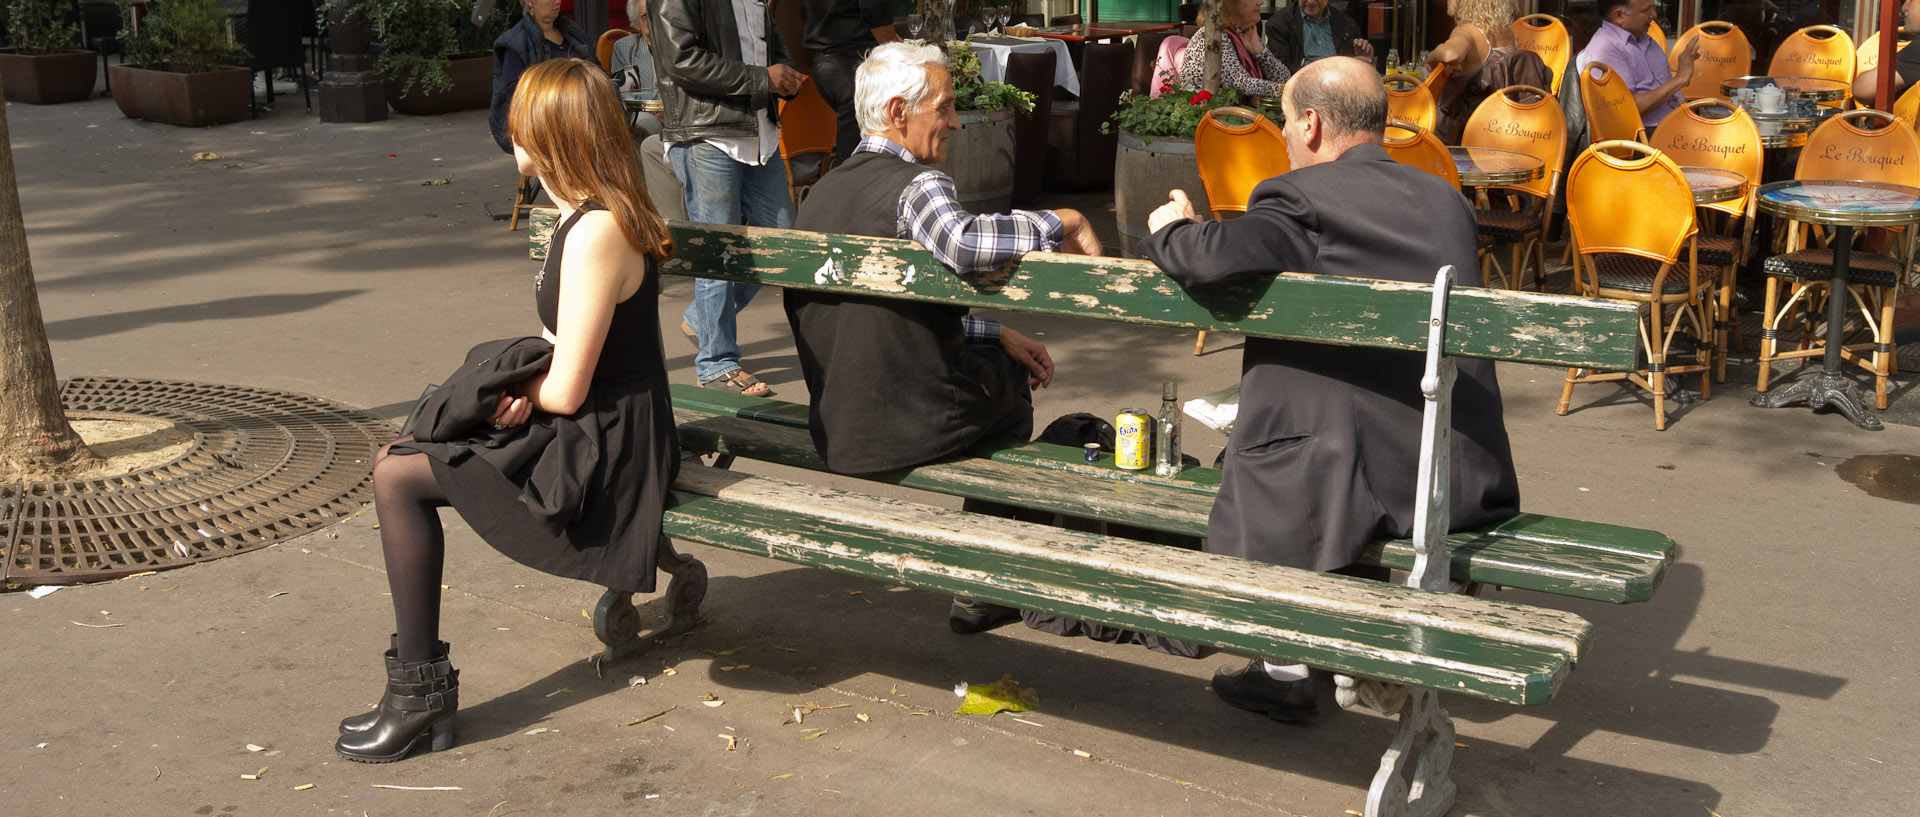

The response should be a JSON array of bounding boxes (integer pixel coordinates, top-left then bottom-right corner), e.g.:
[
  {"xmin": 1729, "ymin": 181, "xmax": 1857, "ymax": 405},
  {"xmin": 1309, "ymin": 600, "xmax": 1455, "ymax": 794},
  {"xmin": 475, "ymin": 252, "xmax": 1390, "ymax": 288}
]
[
  {"xmin": 1762, "ymin": 248, "xmax": 1902, "ymax": 288},
  {"xmin": 1695, "ymin": 233, "xmax": 1739, "ymax": 268},
  {"xmin": 1476, "ymin": 208, "xmax": 1541, "ymax": 243},
  {"xmin": 1588, "ymin": 253, "xmax": 1698, "ymax": 295}
]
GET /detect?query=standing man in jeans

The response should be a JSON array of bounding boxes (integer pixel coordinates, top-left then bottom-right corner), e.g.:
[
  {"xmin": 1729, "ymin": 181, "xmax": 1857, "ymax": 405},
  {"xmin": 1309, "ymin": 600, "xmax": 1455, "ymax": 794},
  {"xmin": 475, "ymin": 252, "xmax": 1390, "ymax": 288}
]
[
  {"xmin": 652, "ymin": 0, "xmax": 807, "ymax": 397},
  {"xmin": 803, "ymin": 0, "xmax": 896, "ymax": 165}
]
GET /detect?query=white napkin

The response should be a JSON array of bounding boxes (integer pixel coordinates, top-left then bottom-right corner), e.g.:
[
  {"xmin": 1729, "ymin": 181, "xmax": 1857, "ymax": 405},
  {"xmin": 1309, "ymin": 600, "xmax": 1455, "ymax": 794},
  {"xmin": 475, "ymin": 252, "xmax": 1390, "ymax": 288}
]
[{"xmin": 1183, "ymin": 384, "xmax": 1240, "ymax": 434}]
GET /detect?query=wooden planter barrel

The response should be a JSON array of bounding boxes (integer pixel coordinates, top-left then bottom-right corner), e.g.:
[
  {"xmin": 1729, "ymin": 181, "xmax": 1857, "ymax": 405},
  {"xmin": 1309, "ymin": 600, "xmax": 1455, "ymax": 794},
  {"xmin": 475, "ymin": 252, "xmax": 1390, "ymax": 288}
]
[
  {"xmin": 1114, "ymin": 131, "xmax": 1210, "ymax": 256},
  {"xmin": 385, "ymin": 55, "xmax": 491, "ymax": 116},
  {"xmin": 927, "ymin": 109, "xmax": 1015, "ymax": 215},
  {"xmin": 108, "ymin": 64, "xmax": 251, "ymax": 127},
  {"xmin": 0, "ymin": 49, "xmax": 99, "ymax": 104}
]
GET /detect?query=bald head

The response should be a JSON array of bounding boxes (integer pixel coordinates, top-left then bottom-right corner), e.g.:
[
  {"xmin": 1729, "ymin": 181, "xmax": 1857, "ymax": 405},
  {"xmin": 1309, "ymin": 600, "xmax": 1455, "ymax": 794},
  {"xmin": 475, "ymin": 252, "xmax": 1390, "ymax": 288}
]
[{"xmin": 1283, "ymin": 57, "xmax": 1387, "ymax": 143}]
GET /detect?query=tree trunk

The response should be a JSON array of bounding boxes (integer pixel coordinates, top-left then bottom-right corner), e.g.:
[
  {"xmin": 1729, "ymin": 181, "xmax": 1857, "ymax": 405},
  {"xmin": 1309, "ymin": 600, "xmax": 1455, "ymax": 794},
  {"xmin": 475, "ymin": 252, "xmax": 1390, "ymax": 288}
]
[
  {"xmin": 0, "ymin": 84, "xmax": 95, "ymax": 481},
  {"xmin": 1201, "ymin": 0, "xmax": 1221, "ymax": 95}
]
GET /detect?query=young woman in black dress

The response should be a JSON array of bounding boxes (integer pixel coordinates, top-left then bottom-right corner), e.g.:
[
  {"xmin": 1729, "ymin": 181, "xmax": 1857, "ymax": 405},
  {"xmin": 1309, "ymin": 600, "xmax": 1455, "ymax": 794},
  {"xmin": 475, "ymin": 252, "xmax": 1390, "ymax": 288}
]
[{"xmin": 335, "ymin": 58, "xmax": 678, "ymax": 763}]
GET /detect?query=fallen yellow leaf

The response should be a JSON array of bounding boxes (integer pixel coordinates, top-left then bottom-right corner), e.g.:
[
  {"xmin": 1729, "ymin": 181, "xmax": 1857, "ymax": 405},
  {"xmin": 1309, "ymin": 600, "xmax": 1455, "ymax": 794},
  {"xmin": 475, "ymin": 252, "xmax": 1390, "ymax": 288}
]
[{"xmin": 770, "ymin": 773, "xmax": 794, "ymax": 780}]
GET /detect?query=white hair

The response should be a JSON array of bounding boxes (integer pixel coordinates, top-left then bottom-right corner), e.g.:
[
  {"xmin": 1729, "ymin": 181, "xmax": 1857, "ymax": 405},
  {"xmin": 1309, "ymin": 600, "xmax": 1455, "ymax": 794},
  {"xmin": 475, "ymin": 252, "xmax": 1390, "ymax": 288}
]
[
  {"xmin": 854, "ymin": 42, "xmax": 948, "ymax": 135},
  {"xmin": 627, "ymin": 0, "xmax": 644, "ymax": 24}
]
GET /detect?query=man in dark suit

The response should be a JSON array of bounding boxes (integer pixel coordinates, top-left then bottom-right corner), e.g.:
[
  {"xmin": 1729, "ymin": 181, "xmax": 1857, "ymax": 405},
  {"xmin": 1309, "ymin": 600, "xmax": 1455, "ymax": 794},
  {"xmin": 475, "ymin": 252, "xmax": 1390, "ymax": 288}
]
[
  {"xmin": 1265, "ymin": 0, "xmax": 1374, "ymax": 74},
  {"xmin": 1135, "ymin": 56, "xmax": 1520, "ymax": 721}
]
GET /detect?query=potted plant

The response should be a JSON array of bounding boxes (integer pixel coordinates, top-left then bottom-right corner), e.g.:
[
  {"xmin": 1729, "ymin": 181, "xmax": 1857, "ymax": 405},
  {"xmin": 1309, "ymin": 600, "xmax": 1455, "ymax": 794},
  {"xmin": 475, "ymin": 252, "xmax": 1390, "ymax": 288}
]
[
  {"xmin": 1103, "ymin": 80, "xmax": 1280, "ymax": 254},
  {"xmin": 0, "ymin": 0, "xmax": 98, "ymax": 104},
  {"xmin": 327, "ymin": 0, "xmax": 513, "ymax": 115},
  {"xmin": 926, "ymin": 42, "xmax": 1033, "ymax": 215},
  {"xmin": 110, "ymin": 0, "xmax": 251, "ymax": 126}
]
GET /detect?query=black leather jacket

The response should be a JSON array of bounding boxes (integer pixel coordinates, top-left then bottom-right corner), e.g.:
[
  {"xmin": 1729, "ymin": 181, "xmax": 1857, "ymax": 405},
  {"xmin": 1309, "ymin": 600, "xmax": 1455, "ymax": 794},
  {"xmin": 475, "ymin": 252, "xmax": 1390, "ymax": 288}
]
[
  {"xmin": 649, "ymin": 0, "xmax": 794, "ymax": 143},
  {"xmin": 1265, "ymin": 5, "xmax": 1363, "ymax": 74}
]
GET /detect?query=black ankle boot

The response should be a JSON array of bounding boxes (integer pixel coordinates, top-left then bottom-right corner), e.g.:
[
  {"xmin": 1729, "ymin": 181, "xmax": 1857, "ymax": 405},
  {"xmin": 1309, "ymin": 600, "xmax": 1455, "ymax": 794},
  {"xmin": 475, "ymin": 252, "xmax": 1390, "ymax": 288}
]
[
  {"xmin": 334, "ymin": 653, "xmax": 458, "ymax": 762},
  {"xmin": 340, "ymin": 636, "xmax": 453, "ymax": 734}
]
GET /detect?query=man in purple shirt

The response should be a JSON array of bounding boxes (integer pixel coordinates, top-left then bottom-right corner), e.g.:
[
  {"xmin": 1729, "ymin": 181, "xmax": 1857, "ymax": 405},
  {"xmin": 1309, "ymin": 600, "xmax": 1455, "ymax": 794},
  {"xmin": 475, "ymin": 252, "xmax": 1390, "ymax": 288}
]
[{"xmin": 1575, "ymin": 0, "xmax": 1700, "ymax": 127}]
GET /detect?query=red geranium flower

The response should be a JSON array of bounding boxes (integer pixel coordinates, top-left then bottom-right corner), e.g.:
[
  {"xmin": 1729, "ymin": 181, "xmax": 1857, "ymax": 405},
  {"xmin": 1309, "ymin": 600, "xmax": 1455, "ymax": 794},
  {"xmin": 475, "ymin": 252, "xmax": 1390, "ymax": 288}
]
[{"xmin": 1189, "ymin": 90, "xmax": 1213, "ymax": 105}]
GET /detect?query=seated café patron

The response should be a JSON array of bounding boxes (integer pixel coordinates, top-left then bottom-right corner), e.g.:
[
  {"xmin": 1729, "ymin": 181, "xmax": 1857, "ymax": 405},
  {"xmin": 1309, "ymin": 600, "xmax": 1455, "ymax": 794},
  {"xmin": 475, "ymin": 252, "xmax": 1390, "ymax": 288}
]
[
  {"xmin": 783, "ymin": 41, "xmax": 1101, "ymax": 630},
  {"xmin": 1265, "ymin": 0, "xmax": 1373, "ymax": 74},
  {"xmin": 1574, "ymin": 0, "xmax": 1698, "ymax": 128},
  {"xmin": 1182, "ymin": 0, "xmax": 1292, "ymax": 99}
]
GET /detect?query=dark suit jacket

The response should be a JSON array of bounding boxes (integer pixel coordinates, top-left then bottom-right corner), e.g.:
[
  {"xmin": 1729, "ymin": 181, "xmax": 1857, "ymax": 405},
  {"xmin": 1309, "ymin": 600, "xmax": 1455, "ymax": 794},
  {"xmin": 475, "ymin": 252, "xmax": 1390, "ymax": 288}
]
[
  {"xmin": 1265, "ymin": 4, "xmax": 1364, "ymax": 74},
  {"xmin": 1136, "ymin": 143, "xmax": 1520, "ymax": 572}
]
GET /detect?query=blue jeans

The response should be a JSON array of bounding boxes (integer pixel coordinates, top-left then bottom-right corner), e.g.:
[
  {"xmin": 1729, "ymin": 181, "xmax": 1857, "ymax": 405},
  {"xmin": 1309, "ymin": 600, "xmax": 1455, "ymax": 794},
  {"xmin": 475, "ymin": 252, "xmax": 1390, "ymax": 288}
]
[{"xmin": 668, "ymin": 141, "xmax": 795, "ymax": 383}]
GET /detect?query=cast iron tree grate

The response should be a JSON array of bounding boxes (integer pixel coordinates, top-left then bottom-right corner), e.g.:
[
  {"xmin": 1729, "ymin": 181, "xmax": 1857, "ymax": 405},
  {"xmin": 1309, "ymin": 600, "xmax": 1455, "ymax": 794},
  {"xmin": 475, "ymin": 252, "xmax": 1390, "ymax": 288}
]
[{"xmin": 2, "ymin": 378, "xmax": 394, "ymax": 585}]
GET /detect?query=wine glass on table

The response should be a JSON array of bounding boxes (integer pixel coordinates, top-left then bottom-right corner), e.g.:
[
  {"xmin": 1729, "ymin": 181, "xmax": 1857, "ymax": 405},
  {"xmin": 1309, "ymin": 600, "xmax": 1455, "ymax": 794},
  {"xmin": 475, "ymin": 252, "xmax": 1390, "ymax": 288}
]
[
  {"xmin": 908, "ymin": 13, "xmax": 923, "ymax": 40},
  {"xmin": 997, "ymin": 6, "xmax": 1012, "ymax": 33}
]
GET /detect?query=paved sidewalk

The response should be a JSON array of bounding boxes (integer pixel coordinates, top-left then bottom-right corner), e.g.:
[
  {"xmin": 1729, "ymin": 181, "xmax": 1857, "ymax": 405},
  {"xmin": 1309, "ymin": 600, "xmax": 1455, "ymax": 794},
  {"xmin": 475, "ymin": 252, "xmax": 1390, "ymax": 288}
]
[{"xmin": 4, "ymin": 95, "xmax": 1916, "ymax": 817}]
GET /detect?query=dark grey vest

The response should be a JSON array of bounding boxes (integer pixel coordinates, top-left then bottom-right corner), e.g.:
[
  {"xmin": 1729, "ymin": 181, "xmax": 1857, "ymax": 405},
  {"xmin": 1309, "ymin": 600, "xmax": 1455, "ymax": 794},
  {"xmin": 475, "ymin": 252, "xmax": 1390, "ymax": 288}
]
[{"xmin": 785, "ymin": 151, "xmax": 1016, "ymax": 474}]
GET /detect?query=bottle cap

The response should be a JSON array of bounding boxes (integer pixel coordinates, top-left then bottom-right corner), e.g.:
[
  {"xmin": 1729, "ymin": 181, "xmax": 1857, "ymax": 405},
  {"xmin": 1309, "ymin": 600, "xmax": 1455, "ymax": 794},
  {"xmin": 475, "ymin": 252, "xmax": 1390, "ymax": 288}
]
[{"xmin": 1162, "ymin": 381, "xmax": 1177, "ymax": 400}]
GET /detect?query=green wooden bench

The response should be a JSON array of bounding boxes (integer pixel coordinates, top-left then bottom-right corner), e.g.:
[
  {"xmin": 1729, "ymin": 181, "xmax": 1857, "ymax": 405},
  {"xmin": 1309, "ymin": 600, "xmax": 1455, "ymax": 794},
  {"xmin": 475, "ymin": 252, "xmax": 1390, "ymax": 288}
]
[{"xmin": 531, "ymin": 212, "xmax": 1663, "ymax": 817}]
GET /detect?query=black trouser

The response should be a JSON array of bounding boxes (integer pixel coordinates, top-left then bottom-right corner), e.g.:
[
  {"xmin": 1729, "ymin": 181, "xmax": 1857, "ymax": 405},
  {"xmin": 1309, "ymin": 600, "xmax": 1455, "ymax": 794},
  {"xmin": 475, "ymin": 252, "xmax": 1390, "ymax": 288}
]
[{"xmin": 811, "ymin": 51, "xmax": 866, "ymax": 167}]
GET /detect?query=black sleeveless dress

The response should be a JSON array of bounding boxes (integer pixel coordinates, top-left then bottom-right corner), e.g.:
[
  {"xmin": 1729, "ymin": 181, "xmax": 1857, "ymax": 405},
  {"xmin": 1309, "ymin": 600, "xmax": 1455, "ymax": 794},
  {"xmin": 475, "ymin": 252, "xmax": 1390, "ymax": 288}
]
[{"xmin": 417, "ymin": 204, "xmax": 678, "ymax": 593}]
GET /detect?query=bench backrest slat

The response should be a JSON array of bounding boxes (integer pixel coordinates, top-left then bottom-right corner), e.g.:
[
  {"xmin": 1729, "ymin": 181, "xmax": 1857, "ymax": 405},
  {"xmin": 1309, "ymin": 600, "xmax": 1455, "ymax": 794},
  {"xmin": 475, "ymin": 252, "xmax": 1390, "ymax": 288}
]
[{"xmin": 528, "ymin": 212, "xmax": 1645, "ymax": 371}]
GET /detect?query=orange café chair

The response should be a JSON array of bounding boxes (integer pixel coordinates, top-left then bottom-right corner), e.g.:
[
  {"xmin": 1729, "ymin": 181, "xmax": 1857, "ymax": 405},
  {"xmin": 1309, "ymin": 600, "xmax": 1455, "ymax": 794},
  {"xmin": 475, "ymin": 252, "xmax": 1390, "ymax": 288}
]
[
  {"xmin": 1463, "ymin": 84, "xmax": 1566, "ymax": 290},
  {"xmin": 1769, "ymin": 25, "xmax": 1856, "ymax": 88},
  {"xmin": 1385, "ymin": 67, "xmax": 1444, "ymax": 133},
  {"xmin": 1383, "ymin": 119, "xmax": 1460, "ymax": 189},
  {"xmin": 1579, "ymin": 61, "xmax": 1647, "ymax": 147},
  {"xmin": 1756, "ymin": 110, "xmax": 1920, "ymax": 410},
  {"xmin": 596, "ymin": 29, "xmax": 630, "ymax": 74},
  {"xmin": 1648, "ymin": 18, "xmax": 1668, "ymax": 56},
  {"xmin": 1856, "ymin": 31, "xmax": 1912, "ymax": 81},
  {"xmin": 777, "ymin": 76, "xmax": 838, "ymax": 208},
  {"xmin": 1670, "ymin": 22, "xmax": 1752, "ymax": 101},
  {"xmin": 1192, "ymin": 106, "xmax": 1290, "ymax": 354},
  {"xmin": 1560, "ymin": 141, "xmax": 1714, "ymax": 430},
  {"xmin": 1650, "ymin": 99, "xmax": 1765, "ymax": 382},
  {"xmin": 1895, "ymin": 82, "xmax": 1920, "ymax": 128},
  {"xmin": 1510, "ymin": 14, "xmax": 1572, "ymax": 96}
]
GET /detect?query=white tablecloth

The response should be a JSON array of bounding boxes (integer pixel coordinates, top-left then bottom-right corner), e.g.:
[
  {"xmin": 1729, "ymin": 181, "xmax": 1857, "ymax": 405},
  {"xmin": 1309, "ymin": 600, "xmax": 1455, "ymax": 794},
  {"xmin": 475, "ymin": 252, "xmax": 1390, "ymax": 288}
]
[{"xmin": 967, "ymin": 37, "xmax": 1080, "ymax": 97}]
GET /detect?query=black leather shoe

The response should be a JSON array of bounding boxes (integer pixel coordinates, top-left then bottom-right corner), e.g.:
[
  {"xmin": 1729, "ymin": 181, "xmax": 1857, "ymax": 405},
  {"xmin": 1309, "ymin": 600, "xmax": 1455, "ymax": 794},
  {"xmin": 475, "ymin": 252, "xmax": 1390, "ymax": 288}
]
[
  {"xmin": 1211, "ymin": 658, "xmax": 1318, "ymax": 721},
  {"xmin": 948, "ymin": 597, "xmax": 1022, "ymax": 634},
  {"xmin": 334, "ymin": 653, "xmax": 458, "ymax": 763},
  {"xmin": 340, "ymin": 636, "xmax": 452, "ymax": 735}
]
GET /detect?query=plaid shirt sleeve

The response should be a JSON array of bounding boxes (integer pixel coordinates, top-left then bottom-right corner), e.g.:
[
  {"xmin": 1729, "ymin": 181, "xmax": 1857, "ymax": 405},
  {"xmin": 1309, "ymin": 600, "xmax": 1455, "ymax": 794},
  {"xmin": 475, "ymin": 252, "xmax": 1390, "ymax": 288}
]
[{"xmin": 899, "ymin": 170, "xmax": 1066, "ymax": 274}]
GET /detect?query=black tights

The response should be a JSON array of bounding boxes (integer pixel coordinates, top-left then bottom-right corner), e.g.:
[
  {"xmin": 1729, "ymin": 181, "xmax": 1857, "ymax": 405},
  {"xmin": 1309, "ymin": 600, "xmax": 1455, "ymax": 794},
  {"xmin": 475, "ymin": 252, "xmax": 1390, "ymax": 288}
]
[{"xmin": 371, "ymin": 440, "xmax": 450, "ymax": 663}]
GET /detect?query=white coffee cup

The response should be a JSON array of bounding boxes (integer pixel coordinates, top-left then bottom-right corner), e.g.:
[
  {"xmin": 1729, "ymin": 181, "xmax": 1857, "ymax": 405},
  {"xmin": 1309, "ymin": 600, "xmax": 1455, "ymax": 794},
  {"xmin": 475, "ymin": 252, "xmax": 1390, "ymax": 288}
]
[{"xmin": 1757, "ymin": 85, "xmax": 1786, "ymax": 114}]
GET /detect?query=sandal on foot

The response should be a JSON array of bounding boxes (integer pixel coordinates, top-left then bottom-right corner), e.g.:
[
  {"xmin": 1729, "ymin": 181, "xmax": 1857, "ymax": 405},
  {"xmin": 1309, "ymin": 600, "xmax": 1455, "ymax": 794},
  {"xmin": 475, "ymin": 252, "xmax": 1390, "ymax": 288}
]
[
  {"xmin": 701, "ymin": 369, "xmax": 774, "ymax": 398},
  {"xmin": 678, "ymin": 320, "xmax": 699, "ymax": 350}
]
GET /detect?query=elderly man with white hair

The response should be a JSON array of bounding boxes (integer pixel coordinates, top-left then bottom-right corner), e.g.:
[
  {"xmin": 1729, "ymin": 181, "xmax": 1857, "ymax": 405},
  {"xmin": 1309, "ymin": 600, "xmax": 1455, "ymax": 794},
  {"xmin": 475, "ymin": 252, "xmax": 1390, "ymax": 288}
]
[{"xmin": 783, "ymin": 41, "xmax": 1102, "ymax": 633}]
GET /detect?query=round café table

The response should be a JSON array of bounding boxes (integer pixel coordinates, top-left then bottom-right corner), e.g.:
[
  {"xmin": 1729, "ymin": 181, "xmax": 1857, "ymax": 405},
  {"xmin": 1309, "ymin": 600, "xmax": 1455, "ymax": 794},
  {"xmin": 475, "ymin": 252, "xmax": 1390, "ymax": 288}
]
[
  {"xmin": 1720, "ymin": 75, "xmax": 1851, "ymax": 102},
  {"xmin": 1448, "ymin": 146, "xmax": 1544, "ymax": 187},
  {"xmin": 1749, "ymin": 179, "xmax": 1920, "ymax": 430},
  {"xmin": 1681, "ymin": 166, "xmax": 1745, "ymax": 205}
]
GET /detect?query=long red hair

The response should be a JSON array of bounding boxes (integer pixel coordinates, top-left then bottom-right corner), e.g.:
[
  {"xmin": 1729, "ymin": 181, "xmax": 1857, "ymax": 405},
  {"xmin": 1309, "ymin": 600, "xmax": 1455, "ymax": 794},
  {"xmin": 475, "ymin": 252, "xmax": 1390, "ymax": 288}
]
[{"xmin": 508, "ymin": 59, "xmax": 673, "ymax": 261}]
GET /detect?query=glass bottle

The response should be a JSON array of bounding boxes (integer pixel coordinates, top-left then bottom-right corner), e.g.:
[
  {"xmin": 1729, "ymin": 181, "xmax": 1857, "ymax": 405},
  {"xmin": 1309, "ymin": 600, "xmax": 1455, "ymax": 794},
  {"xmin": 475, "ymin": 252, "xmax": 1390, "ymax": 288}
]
[{"xmin": 1154, "ymin": 381, "xmax": 1183, "ymax": 477}]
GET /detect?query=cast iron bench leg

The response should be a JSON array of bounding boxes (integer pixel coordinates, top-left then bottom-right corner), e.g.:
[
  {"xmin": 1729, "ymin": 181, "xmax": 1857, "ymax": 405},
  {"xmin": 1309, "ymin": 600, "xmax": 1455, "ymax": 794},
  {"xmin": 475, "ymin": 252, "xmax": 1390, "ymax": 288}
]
[
  {"xmin": 1335, "ymin": 678, "xmax": 1459, "ymax": 817},
  {"xmin": 588, "ymin": 539, "xmax": 709, "ymax": 675}
]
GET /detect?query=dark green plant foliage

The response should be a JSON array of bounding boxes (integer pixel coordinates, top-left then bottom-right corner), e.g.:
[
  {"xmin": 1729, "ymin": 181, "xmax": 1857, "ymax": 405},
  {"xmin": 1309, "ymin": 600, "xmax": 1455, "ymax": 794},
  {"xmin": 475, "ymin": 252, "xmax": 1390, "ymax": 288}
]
[
  {"xmin": 327, "ymin": 0, "xmax": 513, "ymax": 99},
  {"xmin": 1102, "ymin": 83, "xmax": 1284, "ymax": 143},
  {"xmin": 946, "ymin": 40, "xmax": 1032, "ymax": 115},
  {"xmin": 5, "ymin": 0, "xmax": 80, "ymax": 55},
  {"xmin": 121, "ymin": 0, "xmax": 244, "ymax": 74}
]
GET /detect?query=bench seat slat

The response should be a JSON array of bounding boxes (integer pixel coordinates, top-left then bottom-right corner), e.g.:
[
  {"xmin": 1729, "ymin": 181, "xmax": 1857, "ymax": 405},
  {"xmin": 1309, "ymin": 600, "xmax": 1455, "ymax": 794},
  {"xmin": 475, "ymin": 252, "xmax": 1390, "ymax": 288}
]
[
  {"xmin": 665, "ymin": 465, "xmax": 1590, "ymax": 705},
  {"xmin": 672, "ymin": 393, "xmax": 1675, "ymax": 604}
]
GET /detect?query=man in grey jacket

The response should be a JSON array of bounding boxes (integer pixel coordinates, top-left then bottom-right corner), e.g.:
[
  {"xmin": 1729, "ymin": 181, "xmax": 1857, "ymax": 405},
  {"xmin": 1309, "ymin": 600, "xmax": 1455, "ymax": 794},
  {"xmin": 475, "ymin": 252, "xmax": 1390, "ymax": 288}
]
[{"xmin": 651, "ymin": 0, "xmax": 806, "ymax": 397}]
